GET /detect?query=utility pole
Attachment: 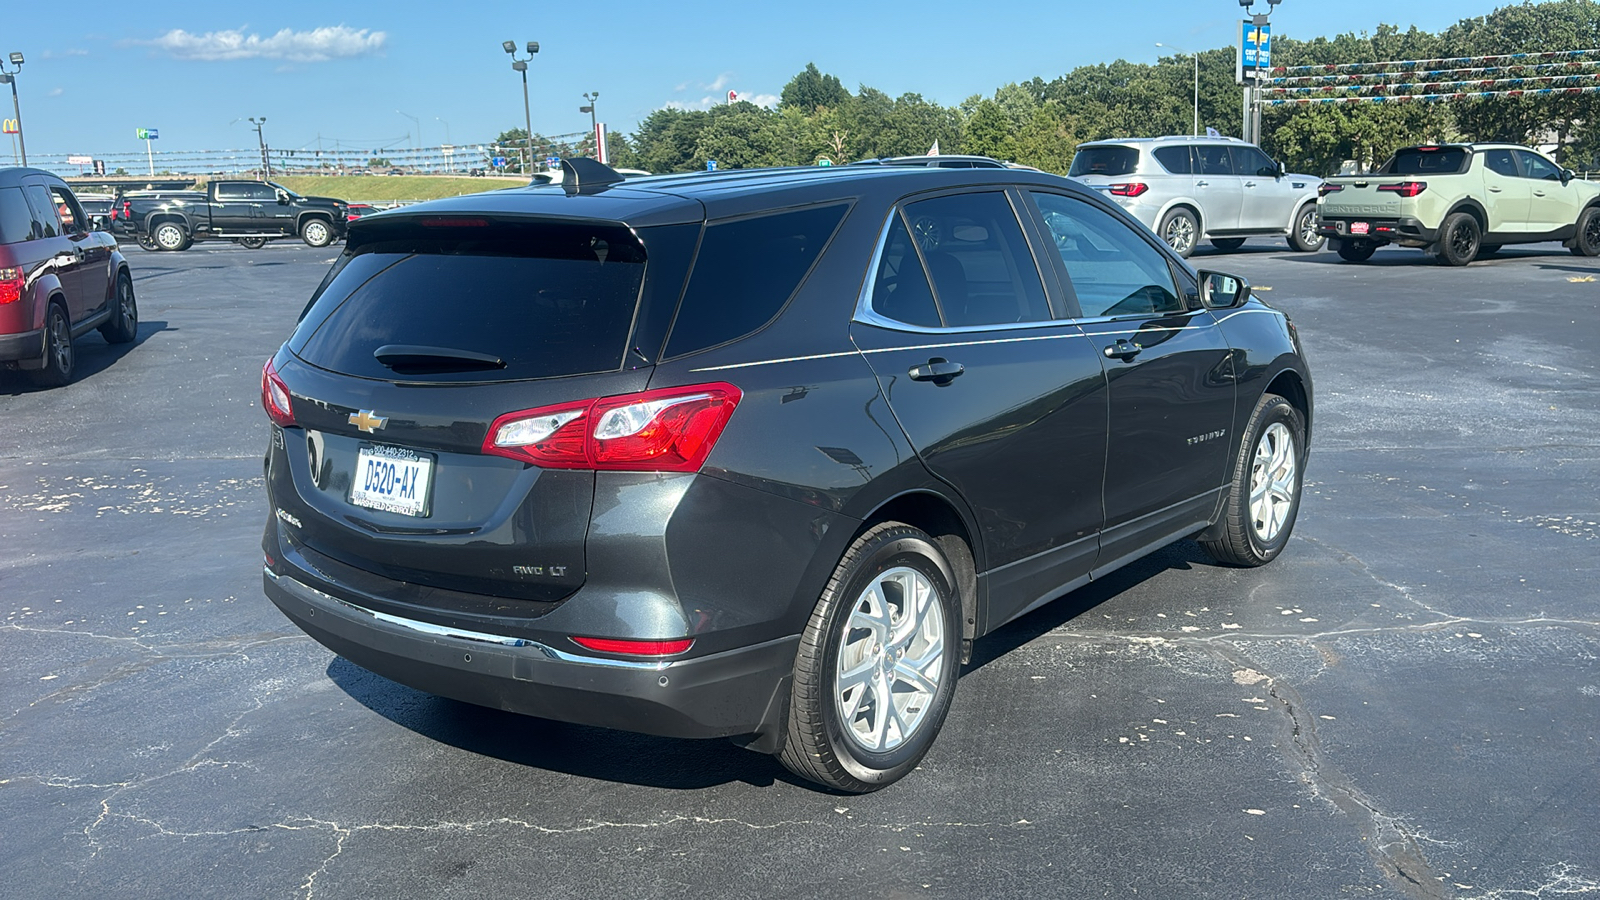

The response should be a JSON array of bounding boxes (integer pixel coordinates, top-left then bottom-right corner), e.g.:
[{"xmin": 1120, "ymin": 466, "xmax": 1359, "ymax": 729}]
[
  {"xmin": 1156, "ymin": 43, "xmax": 1199, "ymax": 135},
  {"xmin": 0, "ymin": 52, "xmax": 26, "ymax": 167},
  {"xmin": 249, "ymin": 117, "xmax": 270, "ymax": 177},
  {"xmin": 504, "ymin": 40, "xmax": 540, "ymax": 174}
]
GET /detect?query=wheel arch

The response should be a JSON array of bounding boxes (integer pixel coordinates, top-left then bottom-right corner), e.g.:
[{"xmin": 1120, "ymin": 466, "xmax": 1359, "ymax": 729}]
[
  {"xmin": 1264, "ymin": 366, "xmax": 1312, "ymax": 448},
  {"xmin": 146, "ymin": 213, "xmax": 191, "ymax": 235},
  {"xmin": 1445, "ymin": 198, "xmax": 1488, "ymax": 231},
  {"xmin": 852, "ymin": 489, "xmax": 981, "ymax": 648},
  {"xmin": 296, "ymin": 210, "xmax": 334, "ymax": 230},
  {"xmin": 1158, "ymin": 199, "xmax": 1205, "ymax": 236}
]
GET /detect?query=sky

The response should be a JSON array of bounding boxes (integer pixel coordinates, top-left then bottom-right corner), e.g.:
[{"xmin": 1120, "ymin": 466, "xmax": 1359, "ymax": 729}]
[{"xmin": 4, "ymin": 0, "xmax": 1518, "ymax": 162}]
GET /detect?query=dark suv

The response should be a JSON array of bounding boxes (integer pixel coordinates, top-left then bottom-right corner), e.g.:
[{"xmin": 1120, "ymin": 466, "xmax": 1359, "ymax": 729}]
[
  {"xmin": 0, "ymin": 168, "xmax": 137, "ymax": 386},
  {"xmin": 261, "ymin": 160, "xmax": 1312, "ymax": 791}
]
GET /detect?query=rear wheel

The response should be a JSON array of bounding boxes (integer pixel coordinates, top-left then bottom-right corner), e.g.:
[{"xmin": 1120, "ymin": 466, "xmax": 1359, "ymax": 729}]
[
  {"xmin": 153, "ymin": 221, "xmax": 189, "ymax": 251},
  {"xmin": 135, "ymin": 233, "xmax": 157, "ymax": 251},
  {"xmin": 1336, "ymin": 240, "xmax": 1375, "ymax": 262},
  {"xmin": 1570, "ymin": 207, "xmax": 1600, "ymax": 257},
  {"xmin": 1437, "ymin": 212, "xmax": 1480, "ymax": 266},
  {"xmin": 1210, "ymin": 238, "xmax": 1246, "ymax": 252},
  {"xmin": 1288, "ymin": 203, "xmax": 1325, "ymax": 251},
  {"xmin": 238, "ymin": 236, "xmax": 268, "ymax": 250},
  {"xmin": 1158, "ymin": 208, "xmax": 1199, "ymax": 258},
  {"xmin": 301, "ymin": 218, "xmax": 334, "ymax": 248},
  {"xmin": 98, "ymin": 271, "xmax": 138, "ymax": 344},
  {"xmin": 778, "ymin": 522, "xmax": 962, "ymax": 792},
  {"xmin": 30, "ymin": 302, "xmax": 75, "ymax": 388},
  {"xmin": 1200, "ymin": 393, "xmax": 1305, "ymax": 567}
]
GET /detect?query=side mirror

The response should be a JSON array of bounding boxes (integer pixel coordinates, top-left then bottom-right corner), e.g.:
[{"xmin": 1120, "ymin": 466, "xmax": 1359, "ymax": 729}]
[
  {"xmin": 1276, "ymin": 161, "xmax": 1286, "ymax": 177},
  {"xmin": 1561, "ymin": 168, "xmax": 1575, "ymax": 185},
  {"xmin": 1198, "ymin": 270, "xmax": 1251, "ymax": 309},
  {"xmin": 276, "ymin": 191, "xmax": 290, "ymax": 205}
]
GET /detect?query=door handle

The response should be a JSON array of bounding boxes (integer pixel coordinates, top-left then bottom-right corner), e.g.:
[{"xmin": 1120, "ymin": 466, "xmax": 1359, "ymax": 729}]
[
  {"xmin": 1488, "ymin": 186, "xmax": 1502, "ymax": 192},
  {"xmin": 1534, "ymin": 190, "xmax": 1547, "ymax": 197},
  {"xmin": 908, "ymin": 357, "xmax": 965, "ymax": 385},
  {"xmin": 1103, "ymin": 339, "xmax": 1142, "ymax": 361},
  {"xmin": 1196, "ymin": 180, "xmax": 1210, "ymax": 187},
  {"xmin": 1244, "ymin": 181, "xmax": 1257, "ymax": 188}
]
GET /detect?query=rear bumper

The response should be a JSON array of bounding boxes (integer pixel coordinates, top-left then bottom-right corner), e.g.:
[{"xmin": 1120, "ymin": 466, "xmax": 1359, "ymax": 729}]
[
  {"xmin": 264, "ymin": 566, "xmax": 798, "ymax": 742},
  {"xmin": 1319, "ymin": 215, "xmax": 1435, "ymax": 244},
  {"xmin": 0, "ymin": 327, "xmax": 44, "ymax": 366}
]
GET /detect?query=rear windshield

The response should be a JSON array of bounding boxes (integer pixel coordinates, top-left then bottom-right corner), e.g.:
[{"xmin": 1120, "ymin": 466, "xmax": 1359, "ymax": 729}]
[
  {"xmin": 290, "ymin": 220, "xmax": 649, "ymax": 383},
  {"xmin": 1381, "ymin": 148, "xmax": 1469, "ymax": 175},
  {"xmin": 0, "ymin": 187, "xmax": 35, "ymax": 244},
  {"xmin": 1069, "ymin": 146, "xmax": 1141, "ymax": 177}
]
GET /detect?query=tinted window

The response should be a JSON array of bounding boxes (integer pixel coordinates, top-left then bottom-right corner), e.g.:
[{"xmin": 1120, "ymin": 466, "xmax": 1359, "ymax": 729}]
[
  {"xmin": 869, "ymin": 214, "xmax": 942, "ymax": 328},
  {"xmin": 242, "ymin": 183, "xmax": 279, "ymax": 201},
  {"xmin": 22, "ymin": 185, "xmax": 60, "ymax": 238},
  {"xmin": 1231, "ymin": 146, "xmax": 1276, "ymax": 177},
  {"xmin": 1384, "ymin": 147, "xmax": 1471, "ymax": 175},
  {"xmin": 1152, "ymin": 146, "xmax": 1193, "ymax": 175},
  {"xmin": 0, "ymin": 187, "xmax": 36, "ymax": 244},
  {"xmin": 900, "ymin": 192, "xmax": 1050, "ymax": 327},
  {"xmin": 1481, "ymin": 149, "xmax": 1518, "ymax": 177},
  {"xmin": 1195, "ymin": 145, "xmax": 1233, "ymax": 176},
  {"xmin": 213, "ymin": 183, "xmax": 247, "ymax": 200},
  {"xmin": 1516, "ymin": 151, "xmax": 1561, "ymax": 181},
  {"xmin": 292, "ymin": 220, "xmax": 648, "ymax": 383},
  {"xmin": 1069, "ymin": 146, "xmax": 1141, "ymax": 177},
  {"xmin": 664, "ymin": 203, "xmax": 846, "ymax": 357},
  {"xmin": 1031, "ymin": 192, "xmax": 1183, "ymax": 318}
]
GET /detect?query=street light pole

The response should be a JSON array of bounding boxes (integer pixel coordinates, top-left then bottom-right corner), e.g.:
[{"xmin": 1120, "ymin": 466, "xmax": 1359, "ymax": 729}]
[
  {"xmin": 504, "ymin": 40, "xmax": 540, "ymax": 174},
  {"xmin": 248, "ymin": 117, "xmax": 269, "ymax": 177},
  {"xmin": 0, "ymin": 52, "xmax": 26, "ymax": 167},
  {"xmin": 1156, "ymin": 42, "xmax": 1199, "ymax": 136},
  {"xmin": 581, "ymin": 92, "xmax": 599, "ymax": 151}
]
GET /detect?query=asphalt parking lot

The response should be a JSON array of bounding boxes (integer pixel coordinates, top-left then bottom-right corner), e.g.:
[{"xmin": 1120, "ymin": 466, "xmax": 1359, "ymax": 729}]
[{"xmin": 2, "ymin": 237, "xmax": 1597, "ymax": 899}]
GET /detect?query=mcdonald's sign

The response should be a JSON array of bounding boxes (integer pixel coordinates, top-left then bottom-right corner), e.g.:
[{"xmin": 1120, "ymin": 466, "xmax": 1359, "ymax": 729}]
[{"xmin": 1, "ymin": 118, "xmax": 18, "ymax": 135}]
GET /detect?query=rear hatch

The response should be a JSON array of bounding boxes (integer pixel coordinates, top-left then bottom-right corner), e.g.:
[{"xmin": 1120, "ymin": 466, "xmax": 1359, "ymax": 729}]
[
  {"xmin": 268, "ymin": 213, "xmax": 696, "ymax": 604},
  {"xmin": 1068, "ymin": 144, "xmax": 1144, "ymax": 196},
  {"xmin": 1320, "ymin": 146, "xmax": 1468, "ymax": 230}
]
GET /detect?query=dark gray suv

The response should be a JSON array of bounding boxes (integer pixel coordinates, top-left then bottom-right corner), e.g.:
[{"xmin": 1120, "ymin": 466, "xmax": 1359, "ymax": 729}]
[{"xmin": 261, "ymin": 159, "xmax": 1313, "ymax": 791}]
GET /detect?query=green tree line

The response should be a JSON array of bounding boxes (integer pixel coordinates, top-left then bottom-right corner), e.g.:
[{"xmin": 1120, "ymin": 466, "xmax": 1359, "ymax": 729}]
[{"xmin": 516, "ymin": 0, "xmax": 1600, "ymax": 178}]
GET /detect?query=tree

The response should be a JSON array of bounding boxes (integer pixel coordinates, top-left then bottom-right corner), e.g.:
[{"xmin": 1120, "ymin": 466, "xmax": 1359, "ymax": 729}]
[{"xmin": 780, "ymin": 63, "xmax": 851, "ymax": 114}]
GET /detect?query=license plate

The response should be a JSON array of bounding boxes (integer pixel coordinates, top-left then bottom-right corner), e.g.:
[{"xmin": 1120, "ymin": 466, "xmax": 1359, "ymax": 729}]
[
  {"xmin": 350, "ymin": 445, "xmax": 434, "ymax": 517},
  {"xmin": 1350, "ymin": 221, "xmax": 1370, "ymax": 235}
]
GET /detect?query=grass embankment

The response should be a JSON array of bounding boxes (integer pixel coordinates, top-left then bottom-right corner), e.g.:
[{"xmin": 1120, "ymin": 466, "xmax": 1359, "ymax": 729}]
[{"xmin": 267, "ymin": 175, "xmax": 527, "ymax": 203}]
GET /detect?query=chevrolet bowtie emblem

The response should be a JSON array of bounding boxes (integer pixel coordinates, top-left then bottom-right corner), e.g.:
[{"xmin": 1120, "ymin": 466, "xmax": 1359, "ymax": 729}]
[{"xmin": 349, "ymin": 410, "xmax": 388, "ymax": 433}]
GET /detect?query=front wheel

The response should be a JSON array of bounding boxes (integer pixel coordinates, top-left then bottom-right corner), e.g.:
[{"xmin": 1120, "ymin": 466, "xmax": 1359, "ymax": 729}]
[
  {"xmin": 1336, "ymin": 240, "xmax": 1375, "ymax": 262},
  {"xmin": 135, "ymin": 233, "xmax": 157, "ymax": 251},
  {"xmin": 1437, "ymin": 212, "xmax": 1480, "ymax": 266},
  {"xmin": 301, "ymin": 219, "xmax": 334, "ymax": 248},
  {"xmin": 152, "ymin": 222, "xmax": 189, "ymax": 252},
  {"xmin": 1571, "ymin": 207, "xmax": 1600, "ymax": 257},
  {"xmin": 778, "ymin": 522, "xmax": 962, "ymax": 792},
  {"xmin": 1200, "ymin": 393, "xmax": 1306, "ymax": 567},
  {"xmin": 1158, "ymin": 208, "xmax": 1199, "ymax": 258},
  {"xmin": 1288, "ymin": 204, "xmax": 1325, "ymax": 251}
]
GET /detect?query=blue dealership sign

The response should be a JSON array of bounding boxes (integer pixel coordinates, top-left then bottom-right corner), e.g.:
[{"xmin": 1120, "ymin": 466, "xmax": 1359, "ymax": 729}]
[{"xmin": 1241, "ymin": 20, "xmax": 1271, "ymax": 71}]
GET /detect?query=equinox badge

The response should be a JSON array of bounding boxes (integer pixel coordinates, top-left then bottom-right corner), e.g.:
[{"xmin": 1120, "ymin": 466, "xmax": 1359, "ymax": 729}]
[{"xmin": 349, "ymin": 409, "xmax": 388, "ymax": 433}]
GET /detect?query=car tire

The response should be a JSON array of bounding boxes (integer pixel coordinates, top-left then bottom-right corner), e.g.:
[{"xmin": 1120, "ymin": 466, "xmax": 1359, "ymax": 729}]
[
  {"xmin": 777, "ymin": 522, "xmax": 962, "ymax": 793},
  {"xmin": 301, "ymin": 218, "xmax": 334, "ymax": 248},
  {"xmin": 1437, "ymin": 212, "xmax": 1480, "ymax": 266},
  {"xmin": 135, "ymin": 233, "xmax": 158, "ymax": 251},
  {"xmin": 1199, "ymin": 393, "xmax": 1306, "ymax": 568},
  {"xmin": 98, "ymin": 271, "xmax": 138, "ymax": 345},
  {"xmin": 1158, "ymin": 208, "xmax": 1200, "ymax": 258},
  {"xmin": 1335, "ymin": 240, "xmax": 1375, "ymax": 262},
  {"xmin": 153, "ymin": 222, "xmax": 189, "ymax": 252},
  {"xmin": 239, "ymin": 237, "xmax": 268, "ymax": 250},
  {"xmin": 30, "ymin": 301, "xmax": 75, "ymax": 388},
  {"xmin": 1570, "ymin": 206, "xmax": 1600, "ymax": 257},
  {"xmin": 1210, "ymin": 238, "xmax": 1247, "ymax": 252},
  {"xmin": 1287, "ymin": 203, "xmax": 1325, "ymax": 252}
]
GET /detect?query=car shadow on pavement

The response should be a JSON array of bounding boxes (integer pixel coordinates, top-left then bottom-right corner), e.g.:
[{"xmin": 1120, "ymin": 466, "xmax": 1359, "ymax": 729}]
[
  {"xmin": 0, "ymin": 319, "xmax": 170, "ymax": 395},
  {"xmin": 325, "ymin": 657, "xmax": 792, "ymax": 790}
]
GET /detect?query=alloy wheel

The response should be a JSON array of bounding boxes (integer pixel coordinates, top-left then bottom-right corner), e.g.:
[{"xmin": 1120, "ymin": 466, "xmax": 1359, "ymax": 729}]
[
  {"xmin": 1299, "ymin": 209, "xmax": 1320, "ymax": 244},
  {"xmin": 48, "ymin": 308, "xmax": 72, "ymax": 374},
  {"xmin": 1249, "ymin": 422, "xmax": 1297, "ymax": 543},
  {"xmin": 1449, "ymin": 221, "xmax": 1477, "ymax": 258},
  {"xmin": 1165, "ymin": 216, "xmax": 1195, "ymax": 254},
  {"xmin": 834, "ymin": 565, "xmax": 946, "ymax": 753}
]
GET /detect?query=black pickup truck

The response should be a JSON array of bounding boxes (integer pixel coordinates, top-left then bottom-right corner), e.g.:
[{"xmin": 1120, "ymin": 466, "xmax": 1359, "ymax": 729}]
[{"xmin": 123, "ymin": 180, "xmax": 349, "ymax": 251}]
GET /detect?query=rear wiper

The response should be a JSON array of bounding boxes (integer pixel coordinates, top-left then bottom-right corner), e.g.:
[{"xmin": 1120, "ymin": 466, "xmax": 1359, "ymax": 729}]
[{"xmin": 373, "ymin": 344, "xmax": 506, "ymax": 372}]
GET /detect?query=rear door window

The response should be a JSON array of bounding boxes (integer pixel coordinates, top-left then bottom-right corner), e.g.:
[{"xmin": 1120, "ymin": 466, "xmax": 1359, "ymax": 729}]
[
  {"xmin": 664, "ymin": 203, "xmax": 846, "ymax": 357},
  {"xmin": 1031, "ymin": 192, "xmax": 1184, "ymax": 318},
  {"xmin": 47, "ymin": 186, "xmax": 86, "ymax": 234},
  {"xmin": 0, "ymin": 187, "xmax": 36, "ymax": 243},
  {"xmin": 1152, "ymin": 146, "xmax": 1193, "ymax": 174},
  {"xmin": 1195, "ymin": 145, "xmax": 1233, "ymax": 176},
  {"xmin": 1069, "ymin": 146, "xmax": 1141, "ymax": 177},
  {"xmin": 291, "ymin": 220, "xmax": 650, "ymax": 383}
]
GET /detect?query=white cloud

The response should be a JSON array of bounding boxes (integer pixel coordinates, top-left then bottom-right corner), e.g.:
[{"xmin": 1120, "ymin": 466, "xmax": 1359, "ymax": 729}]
[
  {"xmin": 705, "ymin": 73, "xmax": 732, "ymax": 91},
  {"xmin": 39, "ymin": 49, "xmax": 90, "ymax": 59},
  {"xmin": 47, "ymin": 88, "xmax": 64, "ymax": 97},
  {"xmin": 662, "ymin": 92, "xmax": 779, "ymax": 112},
  {"xmin": 144, "ymin": 25, "xmax": 386, "ymax": 62},
  {"xmin": 740, "ymin": 93, "xmax": 779, "ymax": 108}
]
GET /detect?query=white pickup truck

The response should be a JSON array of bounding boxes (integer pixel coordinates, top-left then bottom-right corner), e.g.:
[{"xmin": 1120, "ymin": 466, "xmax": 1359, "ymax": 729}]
[{"xmin": 1316, "ymin": 143, "xmax": 1600, "ymax": 265}]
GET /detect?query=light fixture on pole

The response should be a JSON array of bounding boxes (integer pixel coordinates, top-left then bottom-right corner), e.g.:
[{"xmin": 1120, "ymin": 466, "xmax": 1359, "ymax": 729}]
[
  {"xmin": 248, "ymin": 116, "xmax": 270, "ymax": 177},
  {"xmin": 0, "ymin": 51, "xmax": 26, "ymax": 167},
  {"xmin": 1156, "ymin": 42, "xmax": 1199, "ymax": 136},
  {"xmin": 504, "ymin": 40, "xmax": 540, "ymax": 174}
]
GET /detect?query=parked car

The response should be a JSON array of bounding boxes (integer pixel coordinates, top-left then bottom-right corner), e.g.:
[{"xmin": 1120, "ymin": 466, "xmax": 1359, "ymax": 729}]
[
  {"xmin": 1069, "ymin": 136, "xmax": 1325, "ymax": 257},
  {"xmin": 0, "ymin": 168, "xmax": 138, "ymax": 386},
  {"xmin": 75, "ymin": 192, "xmax": 115, "ymax": 232},
  {"xmin": 123, "ymin": 180, "xmax": 349, "ymax": 251},
  {"xmin": 344, "ymin": 203, "xmax": 377, "ymax": 222},
  {"xmin": 260, "ymin": 159, "xmax": 1312, "ymax": 791},
  {"xmin": 1316, "ymin": 143, "xmax": 1600, "ymax": 265}
]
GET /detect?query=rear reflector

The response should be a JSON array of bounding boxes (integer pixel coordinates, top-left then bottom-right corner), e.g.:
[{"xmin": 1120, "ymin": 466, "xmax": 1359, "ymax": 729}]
[
  {"xmin": 1107, "ymin": 182, "xmax": 1149, "ymax": 197},
  {"xmin": 1376, "ymin": 181, "xmax": 1427, "ymax": 198},
  {"xmin": 571, "ymin": 636, "xmax": 694, "ymax": 656},
  {"xmin": 261, "ymin": 357, "xmax": 295, "ymax": 427},
  {"xmin": 1318, "ymin": 184, "xmax": 1344, "ymax": 196},
  {"xmin": 484, "ymin": 382, "xmax": 742, "ymax": 472},
  {"xmin": 0, "ymin": 267, "xmax": 20, "ymax": 304}
]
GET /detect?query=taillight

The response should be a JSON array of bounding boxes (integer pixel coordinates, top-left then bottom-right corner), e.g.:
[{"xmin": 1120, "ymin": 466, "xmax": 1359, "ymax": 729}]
[
  {"xmin": 261, "ymin": 357, "xmax": 295, "ymax": 427},
  {"xmin": 122, "ymin": 200, "xmax": 132, "ymax": 218},
  {"xmin": 483, "ymin": 382, "xmax": 742, "ymax": 473},
  {"xmin": 570, "ymin": 636, "xmax": 694, "ymax": 656},
  {"xmin": 1318, "ymin": 183, "xmax": 1344, "ymax": 196},
  {"xmin": 1377, "ymin": 181, "xmax": 1427, "ymax": 198},
  {"xmin": 0, "ymin": 267, "xmax": 21, "ymax": 305},
  {"xmin": 1107, "ymin": 182, "xmax": 1149, "ymax": 197}
]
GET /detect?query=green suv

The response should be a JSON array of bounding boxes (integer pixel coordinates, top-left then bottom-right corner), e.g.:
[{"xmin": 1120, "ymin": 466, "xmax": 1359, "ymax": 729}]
[{"xmin": 1317, "ymin": 143, "xmax": 1600, "ymax": 265}]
